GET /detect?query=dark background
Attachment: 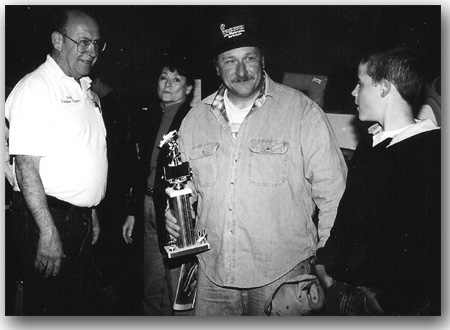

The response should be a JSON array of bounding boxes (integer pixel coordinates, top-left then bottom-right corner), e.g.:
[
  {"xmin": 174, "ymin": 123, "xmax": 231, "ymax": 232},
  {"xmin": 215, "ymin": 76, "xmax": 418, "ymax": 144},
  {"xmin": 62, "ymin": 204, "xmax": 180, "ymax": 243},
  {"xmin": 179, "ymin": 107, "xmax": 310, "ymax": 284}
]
[
  {"xmin": 5, "ymin": 5, "xmax": 441, "ymax": 114},
  {"xmin": 3, "ymin": 5, "xmax": 442, "ymax": 315}
]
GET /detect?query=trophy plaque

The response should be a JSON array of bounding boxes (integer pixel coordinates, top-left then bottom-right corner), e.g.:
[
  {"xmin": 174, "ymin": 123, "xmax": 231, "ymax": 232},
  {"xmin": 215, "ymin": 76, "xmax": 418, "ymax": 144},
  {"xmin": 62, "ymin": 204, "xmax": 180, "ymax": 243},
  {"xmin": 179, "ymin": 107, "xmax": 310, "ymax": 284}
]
[{"xmin": 159, "ymin": 130, "xmax": 210, "ymax": 258}]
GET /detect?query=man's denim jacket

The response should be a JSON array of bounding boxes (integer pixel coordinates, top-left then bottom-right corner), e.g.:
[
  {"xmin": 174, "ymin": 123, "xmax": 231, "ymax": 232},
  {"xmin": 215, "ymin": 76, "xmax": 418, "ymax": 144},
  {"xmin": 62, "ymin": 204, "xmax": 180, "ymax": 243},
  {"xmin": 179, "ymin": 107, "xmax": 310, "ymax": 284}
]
[{"xmin": 178, "ymin": 74, "xmax": 347, "ymax": 288}]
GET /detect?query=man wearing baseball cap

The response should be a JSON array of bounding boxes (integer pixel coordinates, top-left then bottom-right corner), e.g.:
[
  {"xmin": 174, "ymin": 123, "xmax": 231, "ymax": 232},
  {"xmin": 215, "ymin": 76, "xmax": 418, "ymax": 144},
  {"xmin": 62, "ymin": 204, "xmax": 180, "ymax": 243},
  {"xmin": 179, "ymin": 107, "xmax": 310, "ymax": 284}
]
[{"xmin": 165, "ymin": 10, "xmax": 347, "ymax": 316}]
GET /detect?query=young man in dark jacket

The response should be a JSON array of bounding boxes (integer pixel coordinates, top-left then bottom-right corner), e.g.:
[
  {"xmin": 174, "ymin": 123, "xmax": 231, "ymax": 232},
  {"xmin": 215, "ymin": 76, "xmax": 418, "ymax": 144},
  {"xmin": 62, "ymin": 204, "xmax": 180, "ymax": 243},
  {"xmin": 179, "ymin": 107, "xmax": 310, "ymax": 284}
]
[{"xmin": 315, "ymin": 47, "xmax": 441, "ymax": 316}]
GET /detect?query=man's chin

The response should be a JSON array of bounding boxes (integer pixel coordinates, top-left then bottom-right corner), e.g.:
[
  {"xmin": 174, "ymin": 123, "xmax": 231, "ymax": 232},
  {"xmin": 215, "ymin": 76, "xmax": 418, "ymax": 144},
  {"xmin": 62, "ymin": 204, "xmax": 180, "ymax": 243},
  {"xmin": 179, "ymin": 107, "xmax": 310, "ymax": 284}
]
[
  {"xmin": 229, "ymin": 86, "xmax": 258, "ymax": 98},
  {"xmin": 79, "ymin": 63, "xmax": 93, "ymax": 73},
  {"xmin": 76, "ymin": 69, "xmax": 92, "ymax": 78}
]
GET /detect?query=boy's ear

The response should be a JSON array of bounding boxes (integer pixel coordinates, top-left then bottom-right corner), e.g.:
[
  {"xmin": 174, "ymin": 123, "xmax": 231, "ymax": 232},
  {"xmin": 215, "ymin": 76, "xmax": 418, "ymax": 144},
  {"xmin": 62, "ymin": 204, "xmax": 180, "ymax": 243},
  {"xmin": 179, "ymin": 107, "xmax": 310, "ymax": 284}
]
[{"xmin": 380, "ymin": 79, "xmax": 391, "ymax": 98}]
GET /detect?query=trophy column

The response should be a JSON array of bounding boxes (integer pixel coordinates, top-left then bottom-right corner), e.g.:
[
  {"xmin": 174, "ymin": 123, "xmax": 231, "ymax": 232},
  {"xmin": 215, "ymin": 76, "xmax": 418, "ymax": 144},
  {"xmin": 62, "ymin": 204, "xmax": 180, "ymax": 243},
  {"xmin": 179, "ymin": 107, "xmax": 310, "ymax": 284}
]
[{"xmin": 159, "ymin": 130, "xmax": 210, "ymax": 259}]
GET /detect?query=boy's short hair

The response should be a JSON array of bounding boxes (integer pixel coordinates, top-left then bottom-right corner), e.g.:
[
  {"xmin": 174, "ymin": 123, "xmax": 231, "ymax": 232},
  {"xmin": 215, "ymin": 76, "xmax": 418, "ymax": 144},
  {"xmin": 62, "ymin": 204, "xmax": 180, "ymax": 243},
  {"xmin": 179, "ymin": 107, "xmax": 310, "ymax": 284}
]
[{"xmin": 362, "ymin": 47, "xmax": 425, "ymax": 109}]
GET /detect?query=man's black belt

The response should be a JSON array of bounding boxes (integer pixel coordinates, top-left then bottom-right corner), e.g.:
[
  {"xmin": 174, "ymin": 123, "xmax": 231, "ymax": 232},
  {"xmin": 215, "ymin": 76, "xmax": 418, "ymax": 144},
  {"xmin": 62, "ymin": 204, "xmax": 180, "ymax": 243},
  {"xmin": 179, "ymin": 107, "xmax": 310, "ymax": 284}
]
[
  {"xmin": 12, "ymin": 191, "xmax": 90, "ymax": 213},
  {"xmin": 46, "ymin": 195, "xmax": 90, "ymax": 213}
]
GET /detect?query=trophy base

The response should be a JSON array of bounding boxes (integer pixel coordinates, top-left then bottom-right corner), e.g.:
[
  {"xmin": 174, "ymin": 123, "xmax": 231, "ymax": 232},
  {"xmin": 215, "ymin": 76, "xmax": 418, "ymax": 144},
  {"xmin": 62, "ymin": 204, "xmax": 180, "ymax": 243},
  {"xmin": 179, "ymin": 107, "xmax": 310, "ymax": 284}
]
[{"xmin": 164, "ymin": 241, "xmax": 210, "ymax": 259}]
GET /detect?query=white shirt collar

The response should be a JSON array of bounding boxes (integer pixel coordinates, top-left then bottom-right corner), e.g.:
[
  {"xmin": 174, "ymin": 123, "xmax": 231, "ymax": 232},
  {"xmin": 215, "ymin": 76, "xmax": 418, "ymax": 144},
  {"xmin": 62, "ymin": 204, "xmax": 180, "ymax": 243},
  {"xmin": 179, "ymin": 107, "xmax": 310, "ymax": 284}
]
[{"xmin": 369, "ymin": 119, "xmax": 439, "ymax": 147}]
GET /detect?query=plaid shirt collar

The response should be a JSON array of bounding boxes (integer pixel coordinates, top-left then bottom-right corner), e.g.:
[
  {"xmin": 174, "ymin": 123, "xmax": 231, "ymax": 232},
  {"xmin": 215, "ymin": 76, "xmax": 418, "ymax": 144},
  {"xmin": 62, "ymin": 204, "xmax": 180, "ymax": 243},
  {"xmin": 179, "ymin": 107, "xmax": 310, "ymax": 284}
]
[{"xmin": 211, "ymin": 73, "xmax": 267, "ymax": 121}]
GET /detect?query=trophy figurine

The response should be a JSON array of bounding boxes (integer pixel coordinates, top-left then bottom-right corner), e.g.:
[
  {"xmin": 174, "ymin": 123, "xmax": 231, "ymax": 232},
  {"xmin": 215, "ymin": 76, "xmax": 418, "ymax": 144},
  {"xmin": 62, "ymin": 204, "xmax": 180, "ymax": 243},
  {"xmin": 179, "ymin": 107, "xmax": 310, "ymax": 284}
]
[{"xmin": 159, "ymin": 130, "xmax": 210, "ymax": 258}]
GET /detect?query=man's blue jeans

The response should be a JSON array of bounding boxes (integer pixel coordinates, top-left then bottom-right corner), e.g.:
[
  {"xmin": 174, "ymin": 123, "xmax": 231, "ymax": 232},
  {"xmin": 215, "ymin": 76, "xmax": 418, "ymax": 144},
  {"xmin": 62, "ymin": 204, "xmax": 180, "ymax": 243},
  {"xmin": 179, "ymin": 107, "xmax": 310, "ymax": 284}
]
[
  {"xmin": 11, "ymin": 192, "xmax": 93, "ymax": 315},
  {"xmin": 193, "ymin": 257, "xmax": 313, "ymax": 316}
]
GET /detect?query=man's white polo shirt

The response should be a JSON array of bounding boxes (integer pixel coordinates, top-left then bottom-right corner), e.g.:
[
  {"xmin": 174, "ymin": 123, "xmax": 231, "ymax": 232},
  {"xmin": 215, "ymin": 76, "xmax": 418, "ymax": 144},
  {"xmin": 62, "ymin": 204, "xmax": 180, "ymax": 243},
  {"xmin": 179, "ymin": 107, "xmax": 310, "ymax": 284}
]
[{"xmin": 6, "ymin": 55, "xmax": 107, "ymax": 207}]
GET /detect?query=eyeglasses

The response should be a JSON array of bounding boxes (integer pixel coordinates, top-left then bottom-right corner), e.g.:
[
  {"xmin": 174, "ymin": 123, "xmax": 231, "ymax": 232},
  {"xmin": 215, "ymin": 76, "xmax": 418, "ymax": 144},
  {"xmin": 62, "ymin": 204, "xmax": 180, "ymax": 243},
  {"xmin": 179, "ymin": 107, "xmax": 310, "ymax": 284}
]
[{"xmin": 58, "ymin": 31, "xmax": 106, "ymax": 53}]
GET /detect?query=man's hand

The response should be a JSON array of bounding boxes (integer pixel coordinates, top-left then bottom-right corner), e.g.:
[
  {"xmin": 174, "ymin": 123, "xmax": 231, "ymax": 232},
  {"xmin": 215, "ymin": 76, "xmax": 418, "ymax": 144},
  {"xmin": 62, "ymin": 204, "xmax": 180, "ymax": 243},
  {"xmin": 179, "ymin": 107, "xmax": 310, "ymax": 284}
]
[
  {"xmin": 165, "ymin": 207, "xmax": 180, "ymax": 239},
  {"xmin": 16, "ymin": 154, "xmax": 66, "ymax": 277},
  {"xmin": 34, "ymin": 226, "xmax": 65, "ymax": 277},
  {"xmin": 122, "ymin": 215, "xmax": 135, "ymax": 244},
  {"xmin": 314, "ymin": 264, "xmax": 335, "ymax": 290},
  {"xmin": 91, "ymin": 208, "xmax": 100, "ymax": 245}
]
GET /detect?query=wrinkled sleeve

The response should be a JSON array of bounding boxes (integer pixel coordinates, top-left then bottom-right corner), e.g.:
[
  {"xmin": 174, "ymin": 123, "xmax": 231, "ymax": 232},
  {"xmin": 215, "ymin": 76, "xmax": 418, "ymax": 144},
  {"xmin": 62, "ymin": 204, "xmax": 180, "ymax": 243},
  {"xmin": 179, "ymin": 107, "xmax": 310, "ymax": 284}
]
[
  {"xmin": 7, "ymin": 79, "xmax": 53, "ymax": 157},
  {"xmin": 300, "ymin": 105, "xmax": 347, "ymax": 249}
]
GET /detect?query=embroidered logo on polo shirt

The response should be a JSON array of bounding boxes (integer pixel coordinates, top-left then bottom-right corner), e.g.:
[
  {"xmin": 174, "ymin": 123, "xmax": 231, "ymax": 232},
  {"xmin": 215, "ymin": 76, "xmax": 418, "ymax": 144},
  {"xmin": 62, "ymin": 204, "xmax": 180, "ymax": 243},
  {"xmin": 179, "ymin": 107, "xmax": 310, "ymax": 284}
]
[
  {"xmin": 61, "ymin": 95, "xmax": 80, "ymax": 103},
  {"xmin": 220, "ymin": 23, "xmax": 245, "ymax": 39}
]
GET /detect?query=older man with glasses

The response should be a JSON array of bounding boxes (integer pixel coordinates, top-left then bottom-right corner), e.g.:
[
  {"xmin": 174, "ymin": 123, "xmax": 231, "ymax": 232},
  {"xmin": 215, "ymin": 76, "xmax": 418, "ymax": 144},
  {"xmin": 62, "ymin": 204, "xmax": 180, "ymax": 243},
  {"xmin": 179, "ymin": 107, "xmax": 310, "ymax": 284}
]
[
  {"xmin": 6, "ymin": 9, "xmax": 107, "ymax": 315},
  {"xmin": 58, "ymin": 30, "xmax": 106, "ymax": 54}
]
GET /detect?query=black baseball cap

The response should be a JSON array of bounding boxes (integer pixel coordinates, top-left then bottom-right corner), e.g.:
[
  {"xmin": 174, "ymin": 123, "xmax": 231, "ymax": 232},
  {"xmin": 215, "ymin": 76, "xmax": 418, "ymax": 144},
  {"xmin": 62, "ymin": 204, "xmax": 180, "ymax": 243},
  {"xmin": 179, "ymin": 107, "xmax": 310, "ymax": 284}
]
[{"xmin": 210, "ymin": 10, "xmax": 262, "ymax": 57}]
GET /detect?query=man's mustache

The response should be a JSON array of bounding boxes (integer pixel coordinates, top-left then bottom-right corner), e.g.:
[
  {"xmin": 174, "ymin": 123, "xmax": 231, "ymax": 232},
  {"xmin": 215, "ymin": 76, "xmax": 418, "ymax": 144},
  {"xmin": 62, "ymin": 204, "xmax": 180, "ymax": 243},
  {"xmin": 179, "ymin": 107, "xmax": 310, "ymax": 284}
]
[{"xmin": 233, "ymin": 75, "xmax": 254, "ymax": 83}]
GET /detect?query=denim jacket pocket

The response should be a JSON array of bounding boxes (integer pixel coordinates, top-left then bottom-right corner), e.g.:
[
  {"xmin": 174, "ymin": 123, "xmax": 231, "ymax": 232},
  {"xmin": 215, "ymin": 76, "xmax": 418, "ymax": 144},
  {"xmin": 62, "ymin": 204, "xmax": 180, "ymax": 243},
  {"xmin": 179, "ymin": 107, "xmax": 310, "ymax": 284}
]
[
  {"xmin": 248, "ymin": 139, "xmax": 289, "ymax": 186},
  {"xmin": 190, "ymin": 142, "xmax": 220, "ymax": 187}
]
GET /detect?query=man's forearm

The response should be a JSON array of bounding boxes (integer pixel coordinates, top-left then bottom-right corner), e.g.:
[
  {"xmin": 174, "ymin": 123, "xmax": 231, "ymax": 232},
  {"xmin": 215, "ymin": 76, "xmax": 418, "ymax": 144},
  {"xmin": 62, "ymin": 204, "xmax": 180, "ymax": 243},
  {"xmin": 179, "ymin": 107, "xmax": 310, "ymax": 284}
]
[{"xmin": 15, "ymin": 155, "xmax": 55, "ymax": 233}]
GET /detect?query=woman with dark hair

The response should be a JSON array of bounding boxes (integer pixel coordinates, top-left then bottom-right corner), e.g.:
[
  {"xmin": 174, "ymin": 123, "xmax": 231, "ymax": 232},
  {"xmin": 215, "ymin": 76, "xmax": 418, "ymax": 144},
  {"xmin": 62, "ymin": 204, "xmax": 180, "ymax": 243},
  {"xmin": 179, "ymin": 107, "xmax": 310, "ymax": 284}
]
[{"xmin": 122, "ymin": 54, "xmax": 195, "ymax": 315}]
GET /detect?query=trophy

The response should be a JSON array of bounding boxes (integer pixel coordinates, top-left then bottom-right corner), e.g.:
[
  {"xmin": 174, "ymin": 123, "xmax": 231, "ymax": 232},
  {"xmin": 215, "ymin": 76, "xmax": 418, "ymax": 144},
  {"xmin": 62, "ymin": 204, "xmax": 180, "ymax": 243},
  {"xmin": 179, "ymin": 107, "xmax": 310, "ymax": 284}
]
[{"xmin": 159, "ymin": 130, "xmax": 210, "ymax": 258}]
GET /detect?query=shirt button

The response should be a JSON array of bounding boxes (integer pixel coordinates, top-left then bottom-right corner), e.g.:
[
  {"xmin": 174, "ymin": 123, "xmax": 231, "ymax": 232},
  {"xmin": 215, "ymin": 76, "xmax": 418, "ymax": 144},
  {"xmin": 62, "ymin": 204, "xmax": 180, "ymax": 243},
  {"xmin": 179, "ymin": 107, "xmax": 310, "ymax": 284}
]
[{"xmin": 230, "ymin": 181, "xmax": 234, "ymax": 185}]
